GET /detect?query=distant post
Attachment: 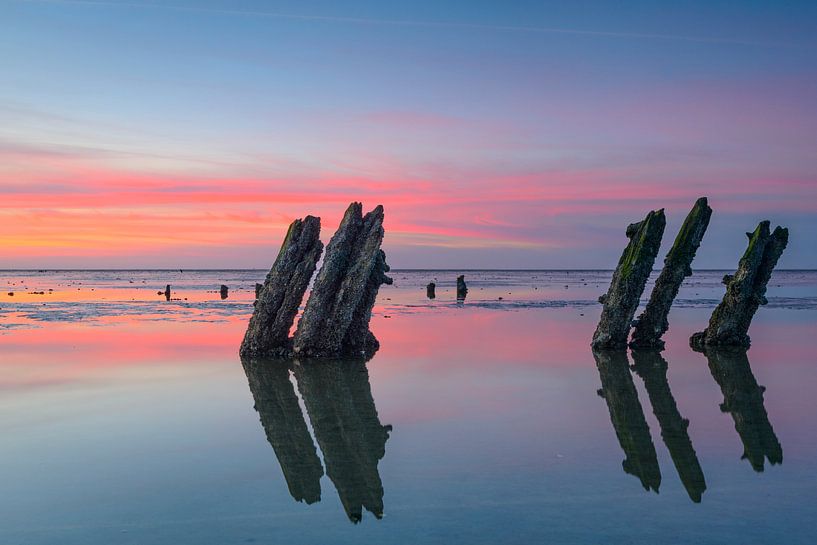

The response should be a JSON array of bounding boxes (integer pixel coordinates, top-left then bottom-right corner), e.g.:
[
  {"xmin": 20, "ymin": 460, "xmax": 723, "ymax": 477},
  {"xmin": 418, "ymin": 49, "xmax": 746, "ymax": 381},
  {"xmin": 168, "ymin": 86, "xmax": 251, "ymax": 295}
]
[{"xmin": 456, "ymin": 275, "xmax": 468, "ymax": 300}]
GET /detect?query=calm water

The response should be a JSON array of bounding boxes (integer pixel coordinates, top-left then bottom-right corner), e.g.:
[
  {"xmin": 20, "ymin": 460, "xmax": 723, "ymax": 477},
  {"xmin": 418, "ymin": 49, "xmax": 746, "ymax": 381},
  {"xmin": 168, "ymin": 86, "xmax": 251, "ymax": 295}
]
[{"xmin": 1, "ymin": 270, "xmax": 816, "ymax": 544}]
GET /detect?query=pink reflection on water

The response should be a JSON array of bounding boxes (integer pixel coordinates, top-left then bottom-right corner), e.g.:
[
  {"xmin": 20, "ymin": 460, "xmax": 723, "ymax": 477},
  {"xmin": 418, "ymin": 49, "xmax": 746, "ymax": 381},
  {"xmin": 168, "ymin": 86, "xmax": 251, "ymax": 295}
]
[
  {"xmin": 0, "ymin": 320, "xmax": 246, "ymax": 391},
  {"xmin": 374, "ymin": 309, "xmax": 594, "ymax": 368}
]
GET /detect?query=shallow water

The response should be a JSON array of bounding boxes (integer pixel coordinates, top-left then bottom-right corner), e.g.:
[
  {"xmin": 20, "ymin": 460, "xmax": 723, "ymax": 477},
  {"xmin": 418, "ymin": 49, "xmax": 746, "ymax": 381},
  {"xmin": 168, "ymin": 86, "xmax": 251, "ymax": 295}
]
[{"xmin": 1, "ymin": 270, "xmax": 816, "ymax": 544}]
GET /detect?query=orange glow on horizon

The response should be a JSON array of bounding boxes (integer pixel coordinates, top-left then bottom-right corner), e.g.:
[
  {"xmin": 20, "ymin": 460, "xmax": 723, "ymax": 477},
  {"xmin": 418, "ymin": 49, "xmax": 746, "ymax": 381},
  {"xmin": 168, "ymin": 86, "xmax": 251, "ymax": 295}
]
[{"xmin": 1, "ymin": 155, "xmax": 815, "ymax": 266}]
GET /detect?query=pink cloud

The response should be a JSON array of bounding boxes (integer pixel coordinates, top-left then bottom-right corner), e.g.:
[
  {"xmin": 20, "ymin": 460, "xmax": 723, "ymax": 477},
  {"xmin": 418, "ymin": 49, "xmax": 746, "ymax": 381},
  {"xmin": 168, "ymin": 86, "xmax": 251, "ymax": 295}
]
[{"xmin": 1, "ymin": 138, "xmax": 815, "ymax": 266}]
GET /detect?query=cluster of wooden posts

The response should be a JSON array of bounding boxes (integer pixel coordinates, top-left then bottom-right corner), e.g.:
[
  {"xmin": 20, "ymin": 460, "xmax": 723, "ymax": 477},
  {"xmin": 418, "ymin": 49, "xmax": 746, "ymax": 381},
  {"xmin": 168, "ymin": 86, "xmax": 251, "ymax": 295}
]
[
  {"xmin": 240, "ymin": 202, "xmax": 392, "ymax": 360},
  {"xmin": 592, "ymin": 197, "xmax": 789, "ymax": 352},
  {"xmin": 241, "ymin": 197, "xmax": 789, "ymax": 361},
  {"xmin": 425, "ymin": 275, "xmax": 469, "ymax": 301}
]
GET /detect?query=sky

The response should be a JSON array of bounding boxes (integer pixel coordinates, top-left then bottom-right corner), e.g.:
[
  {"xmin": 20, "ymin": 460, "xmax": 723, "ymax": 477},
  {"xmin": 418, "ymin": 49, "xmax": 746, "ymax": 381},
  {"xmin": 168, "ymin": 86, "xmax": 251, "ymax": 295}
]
[{"xmin": 1, "ymin": 0, "xmax": 816, "ymax": 269}]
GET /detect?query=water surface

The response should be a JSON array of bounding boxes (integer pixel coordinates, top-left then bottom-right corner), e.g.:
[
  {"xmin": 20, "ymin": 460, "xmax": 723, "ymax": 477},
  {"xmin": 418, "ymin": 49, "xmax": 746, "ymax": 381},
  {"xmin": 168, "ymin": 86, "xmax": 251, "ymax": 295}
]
[{"xmin": 1, "ymin": 270, "xmax": 816, "ymax": 544}]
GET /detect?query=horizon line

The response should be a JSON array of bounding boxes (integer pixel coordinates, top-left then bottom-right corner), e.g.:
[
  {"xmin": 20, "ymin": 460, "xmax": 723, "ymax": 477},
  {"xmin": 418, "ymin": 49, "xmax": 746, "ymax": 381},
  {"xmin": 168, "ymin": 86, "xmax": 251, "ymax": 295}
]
[{"xmin": 1, "ymin": 268, "xmax": 815, "ymax": 272}]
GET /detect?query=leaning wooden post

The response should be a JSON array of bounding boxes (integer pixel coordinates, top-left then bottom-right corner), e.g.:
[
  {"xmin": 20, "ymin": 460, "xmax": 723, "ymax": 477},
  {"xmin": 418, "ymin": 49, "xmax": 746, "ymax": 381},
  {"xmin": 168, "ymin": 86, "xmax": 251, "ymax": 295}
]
[
  {"xmin": 240, "ymin": 216, "xmax": 323, "ymax": 358},
  {"xmin": 630, "ymin": 198, "xmax": 712, "ymax": 349},
  {"xmin": 690, "ymin": 221, "xmax": 788, "ymax": 350},
  {"xmin": 591, "ymin": 209, "xmax": 666, "ymax": 350},
  {"xmin": 293, "ymin": 203, "xmax": 392, "ymax": 358}
]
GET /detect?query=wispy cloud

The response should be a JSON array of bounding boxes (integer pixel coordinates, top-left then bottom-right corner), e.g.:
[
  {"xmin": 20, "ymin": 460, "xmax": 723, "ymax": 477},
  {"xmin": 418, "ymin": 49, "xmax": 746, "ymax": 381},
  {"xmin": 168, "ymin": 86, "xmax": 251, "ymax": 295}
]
[{"xmin": 13, "ymin": 0, "xmax": 809, "ymax": 48}]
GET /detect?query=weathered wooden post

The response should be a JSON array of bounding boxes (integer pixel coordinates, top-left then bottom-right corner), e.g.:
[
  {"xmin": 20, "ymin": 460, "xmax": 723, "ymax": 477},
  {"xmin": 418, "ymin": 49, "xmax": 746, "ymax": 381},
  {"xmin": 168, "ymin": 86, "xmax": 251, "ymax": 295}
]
[
  {"xmin": 456, "ymin": 275, "xmax": 468, "ymax": 300},
  {"xmin": 690, "ymin": 221, "xmax": 788, "ymax": 350},
  {"xmin": 293, "ymin": 203, "xmax": 392, "ymax": 358},
  {"xmin": 592, "ymin": 209, "xmax": 666, "ymax": 349},
  {"xmin": 240, "ymin": 216, "xmax": 323, "ymax": 358},
  {"xmin": 630, "ymin": 198, "xmax": 712, "ymax": 349}
]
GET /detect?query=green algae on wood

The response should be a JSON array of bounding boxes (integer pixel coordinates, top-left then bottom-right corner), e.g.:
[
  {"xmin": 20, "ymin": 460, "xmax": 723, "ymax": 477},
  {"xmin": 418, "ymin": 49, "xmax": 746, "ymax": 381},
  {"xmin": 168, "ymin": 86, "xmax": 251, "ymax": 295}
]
[
  {"xmin": 592, "ymin": 209, "xmax": 666, "ymax": 350},
  {"xmin": 630, "ymin": 198, "xmax": 712, "ymax": 350},
  {"xmin": 690, "ymin": 221, "xmax": 788, "ymax": 350}
]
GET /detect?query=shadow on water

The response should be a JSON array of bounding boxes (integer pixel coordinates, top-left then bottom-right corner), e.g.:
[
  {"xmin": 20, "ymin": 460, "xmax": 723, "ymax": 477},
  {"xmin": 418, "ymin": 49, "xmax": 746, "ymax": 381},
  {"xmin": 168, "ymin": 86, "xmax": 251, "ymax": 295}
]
[
  {"xmin": 594, "ymin": 346, "xmax": 782, "ymax": 502},
  {"xmin": 241, "ymin": 356, "xmax": 392, "ymax": 523},
  {"xmin": 703, "ymin": 348, "xmax": 783, "ymax": 472}
]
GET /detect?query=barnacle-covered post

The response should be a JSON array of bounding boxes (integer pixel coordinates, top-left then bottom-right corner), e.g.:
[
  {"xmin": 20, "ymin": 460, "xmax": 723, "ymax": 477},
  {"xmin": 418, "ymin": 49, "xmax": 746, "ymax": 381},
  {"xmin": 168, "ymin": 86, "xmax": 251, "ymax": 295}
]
[
  {"xmin": 240, "ymin": 216, "xmax": 323, "ymax": 358},
  {"xmin": 592, "ymin": 209, "xmax": 666, "ymax": 350},
  {"xmin": 293, "ymin": 203, "xmax": 392, "ymax": 359},
  {"xmin": 630, "ymin": 198, "xmax": 712, "ymax": 349},
  {"xmin": 690, "ymin": 221, "xmax": 788, "ymax": 350}
]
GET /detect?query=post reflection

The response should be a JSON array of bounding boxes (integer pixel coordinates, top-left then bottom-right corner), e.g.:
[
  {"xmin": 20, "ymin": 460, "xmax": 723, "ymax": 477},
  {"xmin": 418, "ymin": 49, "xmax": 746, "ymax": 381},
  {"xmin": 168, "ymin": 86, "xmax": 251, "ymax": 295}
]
[
  {"xmin": 241, "ymin": 356, "xmax": 391, "ymax": 523},
  {"xmin": 595, "ymin": 345, "xmax": 783, "ymax": 502},
  {"xmin": 704, "ymin": 348, "xmax": 783, "ymax": 472},
  {"xmin": 240, "ymin": 358, "xmax": 323, "ymax": 504},
  {"xmin": 631, "ymin": 350, "xmax": 706, "ymax": 503},
  {"xmin": 593, "ymin": 349, "xmax": 662, "ymax": 494},
  {"xmin": 293, "ymin": 358, "xmax": 392, "ymax": 523}
]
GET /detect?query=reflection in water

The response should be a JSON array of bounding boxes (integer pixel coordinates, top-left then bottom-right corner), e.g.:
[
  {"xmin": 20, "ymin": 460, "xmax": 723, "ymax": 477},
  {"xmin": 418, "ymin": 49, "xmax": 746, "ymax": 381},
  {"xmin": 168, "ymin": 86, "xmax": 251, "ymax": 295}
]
[
  {"xmin": 241, "ymin": 356, "xmax": 391, "ymax": 523},
  {"xmin": 704, "ymin": 349, "xmax": 783, "ymax": 472},
  {"xmin": 595, "ymin": 346, "xmax": 783, "ymax": 502},
  {"xmin": 631, "ymin": 350, "xmax": 706, "ymax": 503},
  {"xmin": 294, "ymin": 359, "xmax": 392, "ymax": 523},
  {"xmin": 240, "ymin": 358, "xmax": 323, "ymax": 504},
  {"xmin": 593, "ymin": 349, "xmax": 661, "ymax": 493}
]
